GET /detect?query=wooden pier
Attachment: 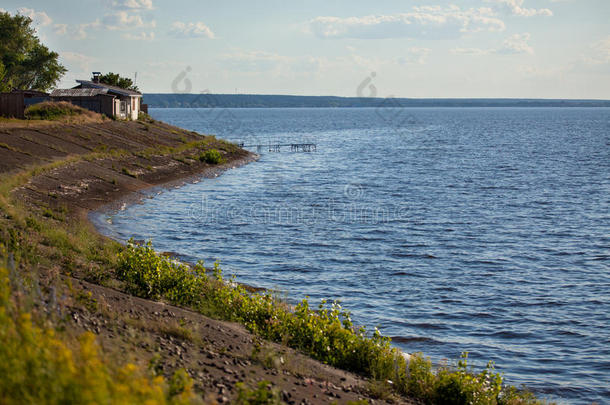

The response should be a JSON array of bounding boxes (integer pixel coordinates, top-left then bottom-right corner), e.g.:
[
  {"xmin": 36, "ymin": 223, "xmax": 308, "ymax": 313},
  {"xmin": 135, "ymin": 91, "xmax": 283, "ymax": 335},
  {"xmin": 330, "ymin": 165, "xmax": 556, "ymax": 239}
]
[{"xmin": 237, "ymin": 143, "xmax": 317, "ymax": 153}]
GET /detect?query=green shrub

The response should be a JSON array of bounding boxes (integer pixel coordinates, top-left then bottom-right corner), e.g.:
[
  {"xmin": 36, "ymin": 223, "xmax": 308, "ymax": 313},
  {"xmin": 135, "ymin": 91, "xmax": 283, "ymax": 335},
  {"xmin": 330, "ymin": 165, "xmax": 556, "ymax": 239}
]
[
  {"xmin": 199, "ymin": 149, "xmax": 223, "ymax": 164},
  {"xmin": 121, "ymin": 167, "xmax": 137, "ymax": 178},
  {"xmin": 116, "ymin": 241, "xmax": 208, "ymax": 306},
  {"xmin": 138, "ymin": 111, "xmax": 154, "ymax": 122},
  {"xmin": 235, "ymin": 381, "xmax": 281, "ymax": 405},
  {"xmin": 24, "ymin": 101, "xmax": 96, "ymax": 121},
  {"xmin": 116, "ymin": 241, "xmax": 545, "ymax": 405}
]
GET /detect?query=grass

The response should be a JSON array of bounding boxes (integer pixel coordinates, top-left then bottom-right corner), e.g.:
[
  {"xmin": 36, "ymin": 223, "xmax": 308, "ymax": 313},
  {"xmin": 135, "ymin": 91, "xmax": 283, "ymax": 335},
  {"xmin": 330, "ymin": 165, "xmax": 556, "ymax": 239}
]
[
  {"xmin": 41, "ymin": 205, "xmax": 67, "ymax": 221},
  {"xmin": 123, "ymin": 316, "xmax": 197, "ymax": 344},
  {"xmin": 122, "ymin": 167, "xmax": 138, "ymax": 178},
  {"xmin": 24, "ymin": 101, "xmax": 99, "ymax": 121},
  {"xmin": 0, "ymin": 130, "xmax": 235, "ymax": 270},
  {"xmin": 0, "ymin": 142, "xmax": 32, "ymax": 156}
]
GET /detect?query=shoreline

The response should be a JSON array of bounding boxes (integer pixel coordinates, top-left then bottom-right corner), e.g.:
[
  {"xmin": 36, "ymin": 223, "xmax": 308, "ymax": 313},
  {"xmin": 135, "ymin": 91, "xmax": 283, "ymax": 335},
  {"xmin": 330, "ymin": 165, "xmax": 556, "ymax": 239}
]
[
  {"xmin": 87, "ymin": 154, "xmax": 274, "ymax": 294},
  {"xmin": 86, "ymin": 152, "xmax": 259, "ymax": 219},
  {"xmin": 0, "ymin": 117, "xmax": 546, "ymax": 404},
  {"xmin": 2, "ymin": 118, "xmax": 412, "ymax": 403}
]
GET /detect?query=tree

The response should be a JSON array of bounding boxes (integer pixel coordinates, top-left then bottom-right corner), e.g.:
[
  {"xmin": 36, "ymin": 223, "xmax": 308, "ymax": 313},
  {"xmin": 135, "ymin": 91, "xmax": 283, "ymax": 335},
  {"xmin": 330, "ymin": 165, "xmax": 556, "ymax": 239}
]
[
  {"xmin": 0, "ymin": 12, "xmax": 66, "ymax": 92},
  {"xmin": 98, "ymin": 72, "xmax": 139, "ymax": 92}
]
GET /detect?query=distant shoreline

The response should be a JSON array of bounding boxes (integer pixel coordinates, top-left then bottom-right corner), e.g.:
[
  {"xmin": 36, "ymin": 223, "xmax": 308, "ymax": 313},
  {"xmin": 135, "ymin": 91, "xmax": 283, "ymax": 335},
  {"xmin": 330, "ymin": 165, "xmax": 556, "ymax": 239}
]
[{"xmin": 144, "ymin": 93, "xmax": 610, "ymax": 108}]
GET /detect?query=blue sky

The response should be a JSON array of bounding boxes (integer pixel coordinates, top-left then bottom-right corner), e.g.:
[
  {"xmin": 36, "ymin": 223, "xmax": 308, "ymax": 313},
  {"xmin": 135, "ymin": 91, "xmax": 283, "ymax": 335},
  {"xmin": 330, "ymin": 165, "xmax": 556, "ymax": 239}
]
[{"xmin": 2, "ymin": 0, "xmax": 609, "ymax": 98}]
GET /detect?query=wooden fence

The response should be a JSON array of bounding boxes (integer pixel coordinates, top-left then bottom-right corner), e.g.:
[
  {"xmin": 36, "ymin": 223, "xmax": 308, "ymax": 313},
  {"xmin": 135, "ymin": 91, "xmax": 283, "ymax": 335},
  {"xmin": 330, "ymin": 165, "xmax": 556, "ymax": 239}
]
[{"xmin": 0, "ymin": 93, "xmax": 25, "ymax": 119}]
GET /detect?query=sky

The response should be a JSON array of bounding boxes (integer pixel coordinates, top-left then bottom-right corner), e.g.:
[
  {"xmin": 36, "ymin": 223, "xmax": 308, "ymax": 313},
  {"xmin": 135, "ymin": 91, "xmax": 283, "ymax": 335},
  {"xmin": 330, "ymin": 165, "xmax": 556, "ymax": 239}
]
[{"xmin": 2, "ymin": 0, "xmax": 609, "ymax": 98}]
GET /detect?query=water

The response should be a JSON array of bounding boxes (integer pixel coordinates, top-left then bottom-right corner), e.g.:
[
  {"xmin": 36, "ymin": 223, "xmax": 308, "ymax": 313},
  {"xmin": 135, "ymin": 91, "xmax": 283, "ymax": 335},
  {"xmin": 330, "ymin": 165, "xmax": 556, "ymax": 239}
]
[{"xmin": 93, "ymin": 107, "xmax": 610, "ymax": 403}]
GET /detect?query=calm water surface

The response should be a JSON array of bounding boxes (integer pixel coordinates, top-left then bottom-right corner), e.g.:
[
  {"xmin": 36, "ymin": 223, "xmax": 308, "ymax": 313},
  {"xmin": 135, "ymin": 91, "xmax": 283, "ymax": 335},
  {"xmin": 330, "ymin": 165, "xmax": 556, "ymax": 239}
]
[{"xmin": 93, "ymin": 107, "xmax": 610, "ymax": 403}]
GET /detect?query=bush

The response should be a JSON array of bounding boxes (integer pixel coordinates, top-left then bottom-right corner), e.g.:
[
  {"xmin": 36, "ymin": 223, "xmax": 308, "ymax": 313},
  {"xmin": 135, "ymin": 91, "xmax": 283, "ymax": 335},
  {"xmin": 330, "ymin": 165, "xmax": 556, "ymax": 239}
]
[
  {"xmin": 116, "ymin": 241, "xmax": 209, "ymax": 306},
  {"xmin": 116, "ymin": 241, "xmax": 546, "ymax": 405},
  {"xmin": 199, "ymin": 149, "xmax": 223, "ymax": 164},
  {"xmin": 25, "ymin": 101, "xmax": 97, "ymax": 121}
]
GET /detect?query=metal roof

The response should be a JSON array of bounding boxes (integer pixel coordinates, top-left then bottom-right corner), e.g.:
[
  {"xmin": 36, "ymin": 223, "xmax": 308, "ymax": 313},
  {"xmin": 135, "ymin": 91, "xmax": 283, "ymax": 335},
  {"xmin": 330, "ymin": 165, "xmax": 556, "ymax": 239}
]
[
  {"xmin": 10, "ymin": 89, "xmax": 49, "ymax": 96},
  {"xmin": 75, "ymin": 80, "xmax": 142, "ymax": 96},
  {"xmin": 50, "ymin": 88, "xmax": 110, "ymax": 97}
]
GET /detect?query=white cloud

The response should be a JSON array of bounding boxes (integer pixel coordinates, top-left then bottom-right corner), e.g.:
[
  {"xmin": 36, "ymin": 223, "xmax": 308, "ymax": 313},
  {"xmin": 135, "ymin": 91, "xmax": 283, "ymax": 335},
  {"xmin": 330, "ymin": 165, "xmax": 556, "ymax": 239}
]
[
  {"xmin": 56, "ymin": 10, "xmax": 155, "ymax": 40},
  {"xmin": 486, "ymin": 0, "xmax": 553, "ymax": 17},
  {"xmin": 102, "ymin": 11, "xmax": 155, "ymax": 30},
  {"xmin": 71, "ymin": 20, "xmax": 101, "ymax": 40},
  {"xmin": 53, "ymin": 23, "xmax": 67, "ymax": 35},
  {"xmin": 497, "ymin": 33, "xmax": 534, "ymax": 54},
  {"xmin": 396, "ymin": 47, "xmax": 431, "ymax": 65},
  {"xmin": 123, "ymin": 31, "xmax": 155, "ymax": 40},
  {"xmin": 17, "ymin": 7, "xmax": 52, "ymax": 26},
  {"xmin": 110, "ymin": 0, "xmax": 154, "ymax": 10},
  {"xmin": 451, "ymin": 33, "xmax": 534, "ymax": 55},
  {"xmin": 169, "ymin": 22, "xmax": 215, "ymax": 39},
  {"xmin": 307, "ymin": 6, "xmax": 505, "ymax": 40},
  {"xmin": 61, "ymin": 11, "xmax": 154, "ymax": 39}
]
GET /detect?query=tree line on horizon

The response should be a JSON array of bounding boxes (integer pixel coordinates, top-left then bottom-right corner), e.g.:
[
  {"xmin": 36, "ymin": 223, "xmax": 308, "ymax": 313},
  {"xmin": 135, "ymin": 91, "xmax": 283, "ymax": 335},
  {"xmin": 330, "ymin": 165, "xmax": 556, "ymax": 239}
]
[{"xmin": 143, "ymin": 93, "xmax": 610, "ymax": 108}]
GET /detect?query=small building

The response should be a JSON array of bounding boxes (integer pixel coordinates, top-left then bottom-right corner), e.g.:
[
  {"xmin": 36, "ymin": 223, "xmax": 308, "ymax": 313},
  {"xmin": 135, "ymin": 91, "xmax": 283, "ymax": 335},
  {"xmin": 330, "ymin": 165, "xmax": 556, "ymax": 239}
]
[
  {"xmin": 50, "ymin": 88, "xmax": 116, "ymax": 117},
  {"xmin": 0, "ymin": 90, "xmax": 49, "ymax": 119},
  {"xmin": 50, "ymin": 72, "xmax": 143, "ymax": 120}
]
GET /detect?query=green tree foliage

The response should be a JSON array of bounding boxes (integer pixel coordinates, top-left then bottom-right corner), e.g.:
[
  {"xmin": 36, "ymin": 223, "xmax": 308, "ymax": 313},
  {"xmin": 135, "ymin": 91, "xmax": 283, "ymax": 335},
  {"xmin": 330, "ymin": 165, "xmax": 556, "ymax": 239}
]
[
  {"xmin": 0, "ymin": 12, "xmax": 66, "ymax": 92},
  {"xmin": 98, "ymin": 72, "xmax": 139, "ymax": 92}
]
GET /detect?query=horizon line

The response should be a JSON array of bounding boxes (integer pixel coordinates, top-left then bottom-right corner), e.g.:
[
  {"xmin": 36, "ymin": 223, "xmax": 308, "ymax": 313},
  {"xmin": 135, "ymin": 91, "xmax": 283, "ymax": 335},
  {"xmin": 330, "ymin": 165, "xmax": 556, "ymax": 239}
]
[{"xmin": 143, "ymin": 93, "xmax": 610, "ymax": 102}]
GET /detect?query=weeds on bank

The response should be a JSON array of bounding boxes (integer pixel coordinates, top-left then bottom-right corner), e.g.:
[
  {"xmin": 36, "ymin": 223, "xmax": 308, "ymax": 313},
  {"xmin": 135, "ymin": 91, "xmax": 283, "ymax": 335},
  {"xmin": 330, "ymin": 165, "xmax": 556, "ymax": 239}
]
[
  {"xmin": 0, "ymin": 264, "xmax": 198, "ymax": 404},
  {"xmin": 0, "ymin": 163, "xmax": 122, "ymax": 278},
  {"xmin": 117, "ymin": 241, "xmax": 545, "ymax": 405},
  {"xmin": 0, "ymin": 123, "xmax": 252, "ymax": 404},
  {"xmin": 0, "ymin": 130, "xmax": 238, "ymax": 277},
  {"xmin": 122, "ymin": 167, "xmax": 138, "ymax": 178},
  {"xmin": 235, "ymin": 381, "xmax": 282, "ymax": 405}
]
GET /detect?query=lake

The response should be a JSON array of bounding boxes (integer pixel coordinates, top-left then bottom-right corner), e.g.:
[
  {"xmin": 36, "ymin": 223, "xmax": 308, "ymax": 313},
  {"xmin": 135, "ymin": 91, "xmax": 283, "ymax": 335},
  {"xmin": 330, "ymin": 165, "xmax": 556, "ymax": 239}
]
[{"xmin": 92, "ymin": 107, "xmax": 609, "ymax": 403}]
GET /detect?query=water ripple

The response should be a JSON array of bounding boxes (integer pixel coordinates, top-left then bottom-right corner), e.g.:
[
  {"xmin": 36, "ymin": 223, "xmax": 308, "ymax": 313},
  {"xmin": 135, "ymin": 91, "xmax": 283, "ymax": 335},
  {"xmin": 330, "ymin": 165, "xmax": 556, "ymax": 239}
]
[{"xmin": 93, "ymin": 107, "xmax": 610, "ymax": 404}]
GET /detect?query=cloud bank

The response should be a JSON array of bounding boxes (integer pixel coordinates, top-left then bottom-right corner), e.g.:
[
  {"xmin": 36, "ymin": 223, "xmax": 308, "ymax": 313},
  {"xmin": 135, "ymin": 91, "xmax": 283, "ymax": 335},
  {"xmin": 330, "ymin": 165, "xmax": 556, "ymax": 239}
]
[
  {"xmin": 486, "ymin": 0, "xmax": 553, "ymax": 17},
  {"xmin": 308, "ymin": 6, "xmax": 506, "ymax": 40},
  {"xmin": 109, "ymin": 0, "xmax": 154, "ymax": 10}
]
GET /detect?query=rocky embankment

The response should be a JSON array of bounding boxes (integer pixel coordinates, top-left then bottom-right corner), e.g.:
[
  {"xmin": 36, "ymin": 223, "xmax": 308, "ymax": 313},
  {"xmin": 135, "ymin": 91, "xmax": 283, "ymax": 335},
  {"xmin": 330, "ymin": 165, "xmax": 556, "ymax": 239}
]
[{"xmin": 0, "ymin": 117, "xmax": 413, "ymax": 404}]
